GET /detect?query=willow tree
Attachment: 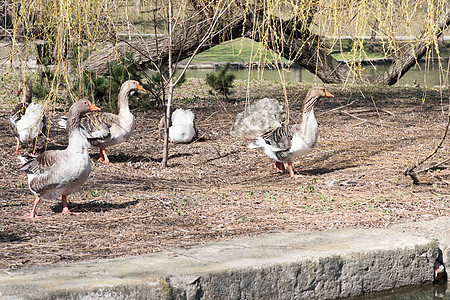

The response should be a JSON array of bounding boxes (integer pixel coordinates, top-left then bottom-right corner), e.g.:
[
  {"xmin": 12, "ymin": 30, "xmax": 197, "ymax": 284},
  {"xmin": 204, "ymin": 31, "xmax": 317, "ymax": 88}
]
[
  {"xmin": 5, "ymin": 0, "xmax": 117, "ymax": 99},
  {"xmin": 4, "ymin": 0, "xmax": 236, "ymax": 167},
  {"xmin": 82, "ymin": 0, "xmax": 450, "ymax": 86},
  {"xmin": 6, "ymin": 0, "xmax": 449, "ymax": 94}
]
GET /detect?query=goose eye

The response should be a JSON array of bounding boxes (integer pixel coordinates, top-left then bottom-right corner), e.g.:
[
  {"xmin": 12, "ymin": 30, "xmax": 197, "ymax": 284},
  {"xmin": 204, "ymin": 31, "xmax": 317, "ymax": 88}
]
[{"xmin": 83, "ymin": 101, "xmax": 87, "ymax": 105}]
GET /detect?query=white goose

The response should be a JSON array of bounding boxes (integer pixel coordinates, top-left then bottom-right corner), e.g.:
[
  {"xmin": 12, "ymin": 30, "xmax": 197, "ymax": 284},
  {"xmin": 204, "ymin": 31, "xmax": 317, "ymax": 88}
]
[
  {"xmin": 249, "ymin": 87, "xmax": 334, "ymax": 177},
  {"xmin": 9, "ymin": 80, "xmax": 46, "ymax": 154},
  {"xmin": 19, "ymin": 100, "xmax": 100, "ymax": 218},
  {"xmin": 59, "ymin": 80, "xmax": 146, "ymax": 164},
  {"xmin": 158, "ymin": 108, "xmax": 198, "ymax": 143}
]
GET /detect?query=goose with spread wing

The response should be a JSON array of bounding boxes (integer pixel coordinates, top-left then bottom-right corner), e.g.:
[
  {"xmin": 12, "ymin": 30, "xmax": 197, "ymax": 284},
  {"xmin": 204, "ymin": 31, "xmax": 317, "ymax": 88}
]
[{"xmin": 249, "ymin": 87, "xmax": 334, "ymax": 177}]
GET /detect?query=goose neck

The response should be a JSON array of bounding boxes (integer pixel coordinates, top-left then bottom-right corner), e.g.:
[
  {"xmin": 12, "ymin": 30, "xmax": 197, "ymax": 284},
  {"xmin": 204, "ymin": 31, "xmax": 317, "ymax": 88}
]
[
  {"xmin": 117, "ymin": 89, "xmax": 131, "ymax": 115},
  {"xmin": 67, "ymin": 127, "xmax": 88, "ymax": 151},
  {"xmin": 66, "ymin": 111, "xmax": 84, "ymax": 147},
  {"xmin": 301, "ymin": 107, "xmax": 316, "ymax": 128}
]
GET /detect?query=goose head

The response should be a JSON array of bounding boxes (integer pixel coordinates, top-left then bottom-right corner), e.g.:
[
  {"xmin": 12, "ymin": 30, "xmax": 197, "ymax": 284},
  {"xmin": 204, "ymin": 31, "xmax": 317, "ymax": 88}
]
[
  {"xmin": 302, "ymin": 87, "xmax": 334, "ymax": 113},
  {"xmin": 120, "ymin": 80, "xmax": 146, "ymax": 97},
  {"xmin": 17, "ymin": 80, "xmax": 33, "ymax": 104},
  {"xmin": 70, "ymin": 99, "xmax": 101, "ymax": 113},
  {"xmin": 67, "ymin": 99, "xmax": 101, "ymax": 130}
]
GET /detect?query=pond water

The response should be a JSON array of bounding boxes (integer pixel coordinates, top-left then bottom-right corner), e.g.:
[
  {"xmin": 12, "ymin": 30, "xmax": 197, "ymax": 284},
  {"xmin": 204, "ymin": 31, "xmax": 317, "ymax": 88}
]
[
  {"xmin": 184, "ymin": 59, "xmax": 449, "ymax": 88},
  {"xmin": 344, "ymin": 281, "xmax": 448, "ymax": 300}
]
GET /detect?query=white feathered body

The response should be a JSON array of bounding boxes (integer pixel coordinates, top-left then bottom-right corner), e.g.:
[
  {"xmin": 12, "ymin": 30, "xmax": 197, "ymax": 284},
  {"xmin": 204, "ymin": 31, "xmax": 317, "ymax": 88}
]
[
  {"xmin": 169, "ymin": 108, "xmax": 197, "ymax": 143},
  {"xmin": 14, "ymin": 103, "xmax": 45, "ymax": 144}
]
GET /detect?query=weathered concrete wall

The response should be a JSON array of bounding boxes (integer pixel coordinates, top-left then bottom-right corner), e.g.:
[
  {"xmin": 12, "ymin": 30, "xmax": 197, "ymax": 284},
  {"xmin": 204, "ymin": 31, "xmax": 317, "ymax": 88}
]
[
  {"xmin": 0, "ymin": 219, "xmax": 448, "ymax": 300},
  {"xmin": 166, "ymin": 242, "xmax": 438, "ymax": 299}
]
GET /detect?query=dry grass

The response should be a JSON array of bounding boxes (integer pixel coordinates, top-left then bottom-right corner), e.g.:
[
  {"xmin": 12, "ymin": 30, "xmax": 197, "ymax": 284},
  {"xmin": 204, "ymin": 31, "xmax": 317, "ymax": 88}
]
[{"xmin": 0, "ymin": 80, "xmax": 449, "ymax": 269}]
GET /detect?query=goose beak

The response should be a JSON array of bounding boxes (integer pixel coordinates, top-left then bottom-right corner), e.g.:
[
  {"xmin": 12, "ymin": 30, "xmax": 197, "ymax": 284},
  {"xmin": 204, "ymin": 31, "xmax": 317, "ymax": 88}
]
[
  {"xmin": 90, "ymin": 103, "xmax": 101, "ymax": 112},
  {"xmin": 325, "ymin": 90, "xmax": 334, "ymax": 98},
  {"xmin": 137, "ymin": 84, "xmax": 146, "ymax": 92}
]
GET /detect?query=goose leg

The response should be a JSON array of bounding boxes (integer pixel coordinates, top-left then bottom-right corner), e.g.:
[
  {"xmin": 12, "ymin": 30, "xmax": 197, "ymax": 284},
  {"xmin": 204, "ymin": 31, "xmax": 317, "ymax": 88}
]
[
  {"xmin": 275, "ymin": 161, "xmax": 285, "ymax": 172},
  {"xmin": 24, "ymin": 196, "xmax": 40, "ymax": 218},
  {"xmin": 61, "ymin": 195, "xmax": 78, "ymax": 215},
  {"xmin": 288, "ymin": 162, "xmax": 296, "ymax": 177},
  {"xmin": 98, "ymin": 148, "xmax": 111, "ymax": 164},
  {"xmin": 14, "ymin": 138, "xmax": 21, "ymax": 154},
  {"xmin": 31, "ymin": 137, "xmax": 38, "ymax": 155}
]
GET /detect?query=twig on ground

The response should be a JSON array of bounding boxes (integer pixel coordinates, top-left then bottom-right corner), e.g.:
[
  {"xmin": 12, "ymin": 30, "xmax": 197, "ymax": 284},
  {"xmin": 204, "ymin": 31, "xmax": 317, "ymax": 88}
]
[
  {"xmin": 340, "ymin": 111, "xmax": 383, "ymax": 127},
  {"xmin": 347, "ymin": 108, "xmax": 395, "ymax": 116},
  {"xmin": 318, "ymin": 99, "xmax": 357, "ymax": 116}
]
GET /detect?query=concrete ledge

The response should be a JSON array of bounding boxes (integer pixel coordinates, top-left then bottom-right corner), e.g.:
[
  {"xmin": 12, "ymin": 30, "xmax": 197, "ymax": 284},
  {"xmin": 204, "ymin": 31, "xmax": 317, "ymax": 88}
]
[{"xmin": 1, "ymin": 218, "xmax": 448, "ymax": 300}]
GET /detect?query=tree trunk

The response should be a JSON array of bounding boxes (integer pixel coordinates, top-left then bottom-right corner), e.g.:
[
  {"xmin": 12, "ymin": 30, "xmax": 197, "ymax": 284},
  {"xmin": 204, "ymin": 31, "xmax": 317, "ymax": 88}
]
[
  {"xmin": 135, "ymin": 0, "xmax": 141, "ymax": 15},
  {"xmin": 161, "ymin": 0, "xmax": 174, "ymax": 168},
  {"xmin": 254, "ymin": 17, "xmax": 363, "ymax": 84},
  {"xmin": 83, "ymin": 11, "xmax": 250, "ymax": 75},
  {"xmin": 83, "ymin": 9, "xmax": 355, "ymax": 83}
]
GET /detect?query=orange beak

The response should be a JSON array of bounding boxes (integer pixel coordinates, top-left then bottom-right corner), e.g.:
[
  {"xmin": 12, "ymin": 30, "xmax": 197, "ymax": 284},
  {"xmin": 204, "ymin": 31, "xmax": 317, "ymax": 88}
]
[
  {"xmin": 90, "ymin": 103, "xmax": 101, "ymax": 112},
  {"xmin": 325, "ymin": 90, "xmax": 334, "ymax": 98},
  {"xmin": 17, "ymin": 90, "xmax": 21, "ymax": 96},
  {"xmin": 137, "ymin": 84, "xmax": 146, "ymax": 92}
]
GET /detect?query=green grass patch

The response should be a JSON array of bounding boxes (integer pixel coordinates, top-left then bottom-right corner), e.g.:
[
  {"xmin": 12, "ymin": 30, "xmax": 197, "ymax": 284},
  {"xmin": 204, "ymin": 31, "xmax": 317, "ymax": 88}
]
[{"xmin": 187, "ymin": 38, "xmax": 286, "ymax": 64}]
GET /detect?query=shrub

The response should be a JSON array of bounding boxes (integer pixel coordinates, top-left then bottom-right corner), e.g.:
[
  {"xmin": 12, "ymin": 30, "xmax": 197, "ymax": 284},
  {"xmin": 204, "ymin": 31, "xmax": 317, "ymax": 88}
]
[
  {"xmin": 206, "ymin": 63, "xmax": 235, "ymax": 101},
  {"xmin": 78, "ymin": 53, "xmax": 185, "ymax": 111},
  {"xmin": 79, "ymin": 52, "xmax": 154, "ymax": 111},
  {"xmin": 32, "ymin": 51, "xmax": 186, "ymax": 111}
]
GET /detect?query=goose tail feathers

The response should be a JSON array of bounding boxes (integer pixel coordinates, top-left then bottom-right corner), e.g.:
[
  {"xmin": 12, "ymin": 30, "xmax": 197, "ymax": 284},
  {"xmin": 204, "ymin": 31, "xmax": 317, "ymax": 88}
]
[
  {"xmin": 18, "ymin": 154, "xmax": 38, "ymax": 173},
  {"xmin": 18, "ymin": 155, "xmax": 30, "ymax": 165},
  {"xmin": 248, "ymin": 137, "xmax": 265, "ymax": 149}
]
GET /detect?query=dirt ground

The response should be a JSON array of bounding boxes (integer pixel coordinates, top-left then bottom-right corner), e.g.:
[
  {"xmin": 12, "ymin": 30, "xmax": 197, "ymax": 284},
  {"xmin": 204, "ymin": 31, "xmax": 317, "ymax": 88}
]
[{"xmin": 0, "ymin": 79, "xmax": 449, "ymax": 270}]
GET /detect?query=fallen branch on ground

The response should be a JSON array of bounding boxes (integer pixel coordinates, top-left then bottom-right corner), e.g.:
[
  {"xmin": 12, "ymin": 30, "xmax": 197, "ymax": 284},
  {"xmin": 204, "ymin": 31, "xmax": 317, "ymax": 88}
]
[{"xmin": 404, "ymin": 113, "xmax": 450, "ymax": 184}]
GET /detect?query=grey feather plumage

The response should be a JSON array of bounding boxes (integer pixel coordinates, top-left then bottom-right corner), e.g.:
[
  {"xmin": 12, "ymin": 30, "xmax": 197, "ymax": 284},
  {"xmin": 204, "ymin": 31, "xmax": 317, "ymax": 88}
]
[{"xmin": 18, "ymin": 100, "xmax": 100, "ymax": 218}]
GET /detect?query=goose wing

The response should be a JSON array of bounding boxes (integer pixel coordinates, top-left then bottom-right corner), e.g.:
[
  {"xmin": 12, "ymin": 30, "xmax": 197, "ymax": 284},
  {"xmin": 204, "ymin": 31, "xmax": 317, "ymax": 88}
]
[
  {"xmin": 9, "ymin": 103, "xmax": 28, "ymax": 134},
  {"xmin": 19, "ymin": 150, "xmax": 60, "ymax": 176},
  {"xmin": 80, "ymin": 111, "xmax": 116, "ymax": 140},
  {"xmin": 262, "ymin": 125, "xmax": 300, "ymax": 161},
  {"xmin": 19, "ymin": 151, "xmax": 64, "ymax": 195},
  {"xmin": 262, "ymin": 125, "xmax": 295, "ymax": 149}
]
